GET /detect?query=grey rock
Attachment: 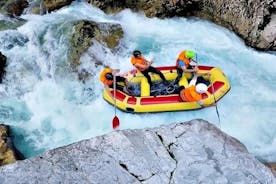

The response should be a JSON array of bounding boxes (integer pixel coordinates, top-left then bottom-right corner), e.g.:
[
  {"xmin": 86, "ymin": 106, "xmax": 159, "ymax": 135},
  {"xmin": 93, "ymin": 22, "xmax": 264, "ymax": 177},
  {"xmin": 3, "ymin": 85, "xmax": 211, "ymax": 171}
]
[
  {"xmin": 0, "ymin": 119, "xmax": 275, "ymax": 183},
  {"xmin": 86, "ymin": 0, "xmax": 276, "ymax": 51}
]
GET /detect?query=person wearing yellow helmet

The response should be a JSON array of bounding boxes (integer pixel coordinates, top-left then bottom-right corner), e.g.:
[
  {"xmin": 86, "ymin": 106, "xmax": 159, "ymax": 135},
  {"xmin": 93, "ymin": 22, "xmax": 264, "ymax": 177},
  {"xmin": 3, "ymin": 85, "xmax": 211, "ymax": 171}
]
[{"xmin": 175, "ymin": 50, "xmax": 198, "ymax": 85}]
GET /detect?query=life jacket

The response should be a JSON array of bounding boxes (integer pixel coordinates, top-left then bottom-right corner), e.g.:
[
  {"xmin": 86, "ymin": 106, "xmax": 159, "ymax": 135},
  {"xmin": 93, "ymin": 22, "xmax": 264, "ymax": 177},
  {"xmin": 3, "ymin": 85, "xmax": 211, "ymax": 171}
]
[
  {"xmin": 176, "ymin": 50, "xmax": 192, "ymax": 69},
  {"xmin": 180, "ymin": 85, "xmax": 201, "ymax": 102},
  {"xmin": 100, "ymin": 68, "xmax": 113, "ymax": 86},
  {"xmin": 131, "ymin": 55, "xmax": 147, "ymax": 71}
]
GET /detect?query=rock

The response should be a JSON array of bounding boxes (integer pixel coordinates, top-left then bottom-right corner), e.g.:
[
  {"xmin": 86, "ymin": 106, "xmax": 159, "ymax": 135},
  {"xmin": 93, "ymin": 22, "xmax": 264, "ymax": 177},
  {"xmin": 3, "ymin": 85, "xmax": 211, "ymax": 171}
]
[
  {"xmin": 0, "ymin": 120, "xmax": 274, "ymax": 183},
  {"xmin": 0, "ymin": 124, "xmax": 23, "ymax": 166},
  {"xmin": 0, "ymin": 0, "xmax": 28, "ymax": 17},
  {"xmin": 43, "ymin": 0, "xmax": 74, "ymax": 12},
  {"xmin": 194, "ymin": 0, "xmax": 276, "ymax": 51},
  {"xmin": 70, "ymin": 20, "xmax": 123, "ymax": 69},
  {"xmin": 6, "ymin": 0, "xmax": 28, "ymax": 17},
  {"xmin": 265, "ymin": 163, "xmax": 276, "ymax": 176},
  {"xmin": 0, "ymin": 52, "xmax": 7, "ymax": 83},
  {"xmin": 86, "ymin": 0, "xmax": 276, "ymax": 51}
]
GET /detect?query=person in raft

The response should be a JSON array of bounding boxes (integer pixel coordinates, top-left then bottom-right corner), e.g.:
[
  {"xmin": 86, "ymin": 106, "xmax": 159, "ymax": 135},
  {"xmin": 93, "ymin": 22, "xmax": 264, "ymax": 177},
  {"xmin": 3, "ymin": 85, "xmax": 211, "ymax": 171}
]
[
  {"xmin": 178, "ymin": 83, "xmax": 208, "ymax": 107},
  {"xmin": 175, "ymin": 50, "xmax": 198, "ymax": 85},
  {"xmin": 100, "ymin": 67, "xmax": 129, "ymax": 97},
  {"xmin": 131, "ymin": 50, "xmax": 169, "ymax": 87}
]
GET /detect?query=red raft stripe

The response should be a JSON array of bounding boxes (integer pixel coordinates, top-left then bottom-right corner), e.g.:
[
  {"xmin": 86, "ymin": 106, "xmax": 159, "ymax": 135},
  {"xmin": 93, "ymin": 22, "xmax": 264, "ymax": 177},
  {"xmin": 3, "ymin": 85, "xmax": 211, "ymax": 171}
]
[
  {"xmin": 198, "ymin": 66, "xmax": 214, "ymax": 70},
  {"xmin": 156, "ymin": 66, "xmax": 176, "ymax": 71},
  {"xmin": 201, "ymin": 93, "xmax": 208, "ymax": 99},
  {"xmin": 127, "ymin": 97, "xmax": 137, "ymax": 105},
  {"xmin": 141, "ymin": 95, "xmax": 183, "ymax": 105},
  {"xmin": 127, "ymin": 66, "xmax": 214, "ymax": 75},
  {"xmin": 208, "ymin": 81, "xmax": 225, "ymax": 94},
  {"xmin": 111, "ymin": 90, "xmax": 126, "ymax": 101}
]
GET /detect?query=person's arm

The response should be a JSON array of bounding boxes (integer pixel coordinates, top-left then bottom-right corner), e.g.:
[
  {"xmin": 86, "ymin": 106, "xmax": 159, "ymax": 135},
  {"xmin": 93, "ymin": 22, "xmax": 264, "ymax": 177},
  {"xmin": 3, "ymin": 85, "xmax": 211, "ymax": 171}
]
[
  {"xmin": 134, "ymin": 59, "xmax": 152, "ymax": 70},
  {"xmin": 178, "ymin": 60, "xmax": 197, "ymax": 73},
  {"xmin": 182, "ymin": 65, "xmax": 198, "ymax": 73},
  {"xmin": 146, "ymin": 59, "xmax": 153, "ymax": 66},
  {"xmin": 134, "ymin": 63, "xmax": 148, "ymax": 70}
]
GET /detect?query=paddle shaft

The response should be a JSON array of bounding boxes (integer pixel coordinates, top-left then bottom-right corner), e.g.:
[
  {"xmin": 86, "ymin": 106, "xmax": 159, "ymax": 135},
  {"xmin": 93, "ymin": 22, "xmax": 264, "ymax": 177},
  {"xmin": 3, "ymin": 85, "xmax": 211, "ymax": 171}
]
[
  {"xmin": 112, "ymin": 73, "xmax": 120, "ymax": 129},
  {"xmin": 113, "ymin": 74, "xmax": 117, "ymax": 116}
]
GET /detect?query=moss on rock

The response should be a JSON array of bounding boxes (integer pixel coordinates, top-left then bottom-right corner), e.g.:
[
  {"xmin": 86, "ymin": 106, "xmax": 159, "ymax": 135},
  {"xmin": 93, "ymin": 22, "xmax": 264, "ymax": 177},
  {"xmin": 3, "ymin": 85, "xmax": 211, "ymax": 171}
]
[
  {"xmin": 70, "ymin": 20, "xmax": 97, "ymax": 69},
  {"xmin": 70, "ymin": 20, "xmax": 123, "ymax": 69}
]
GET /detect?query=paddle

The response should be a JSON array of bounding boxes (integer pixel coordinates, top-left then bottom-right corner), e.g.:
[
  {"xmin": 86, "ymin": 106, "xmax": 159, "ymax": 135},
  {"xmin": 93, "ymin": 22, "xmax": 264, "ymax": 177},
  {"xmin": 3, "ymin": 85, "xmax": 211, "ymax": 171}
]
[{"xmin": 112, "ymin": 73, "xmax": 120, "ymax": 129}]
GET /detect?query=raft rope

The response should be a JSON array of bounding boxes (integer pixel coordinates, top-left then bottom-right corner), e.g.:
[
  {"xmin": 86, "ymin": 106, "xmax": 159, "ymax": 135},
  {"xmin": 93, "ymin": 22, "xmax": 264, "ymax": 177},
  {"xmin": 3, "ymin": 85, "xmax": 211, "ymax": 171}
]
[
  {"xmin": 196, "ymin": 54, "xmax": 221, "ymax": 127},
  {"xmin": 210, "ymin": 73, "xmax": 221, "ymax": 127}
]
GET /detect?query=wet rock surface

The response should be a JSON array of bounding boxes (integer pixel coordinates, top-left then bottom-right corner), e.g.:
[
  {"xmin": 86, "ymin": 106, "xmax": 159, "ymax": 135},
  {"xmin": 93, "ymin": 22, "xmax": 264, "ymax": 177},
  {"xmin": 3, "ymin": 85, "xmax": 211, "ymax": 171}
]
[
  {"xmin": 0, "ymin": 120, "xmax": 274, "ymax": 183},
  {"xmin": 70, "ymin": 20, "xmax": 123, "ymax": 74},
  {"xmin": 43, "ymin": 0, "xmax": 74, "ymax": 12},
  {"xmin": 0, "ymin": 124, "xmax": 23, "ymax": 166},
  {"xmin": 0, "ymin": 52, "xmax": 7, "ymax": 83},
  {"xmin": 86, "ymin": 0, "xmax": 276, "ymax": 51},
  {"xmin": 0, "ymin": 0, "xmax": 28, "ymax": 17}
]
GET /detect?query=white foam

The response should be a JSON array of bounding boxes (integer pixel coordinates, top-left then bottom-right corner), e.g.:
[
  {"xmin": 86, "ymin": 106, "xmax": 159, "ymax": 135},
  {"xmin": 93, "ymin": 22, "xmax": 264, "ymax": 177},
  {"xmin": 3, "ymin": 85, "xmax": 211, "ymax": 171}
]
[{"xmin": 0, "ymin": 2, "xmax": 275, "ymax": 161}]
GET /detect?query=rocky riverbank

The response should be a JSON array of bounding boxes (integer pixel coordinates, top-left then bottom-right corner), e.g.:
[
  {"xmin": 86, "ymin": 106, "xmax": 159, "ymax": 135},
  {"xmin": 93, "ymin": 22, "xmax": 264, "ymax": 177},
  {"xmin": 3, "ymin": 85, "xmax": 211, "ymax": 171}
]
[{"xmin": 86, "ymin": 0, "xmax": 276, "ymax": 51}]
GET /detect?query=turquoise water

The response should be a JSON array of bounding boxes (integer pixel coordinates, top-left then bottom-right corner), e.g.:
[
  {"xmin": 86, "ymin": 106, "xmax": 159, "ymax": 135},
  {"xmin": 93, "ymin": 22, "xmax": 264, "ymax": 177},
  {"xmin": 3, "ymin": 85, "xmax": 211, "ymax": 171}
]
[{"xmin": 0, "ymin": 2, "xmax": 276, "ymax": 161}]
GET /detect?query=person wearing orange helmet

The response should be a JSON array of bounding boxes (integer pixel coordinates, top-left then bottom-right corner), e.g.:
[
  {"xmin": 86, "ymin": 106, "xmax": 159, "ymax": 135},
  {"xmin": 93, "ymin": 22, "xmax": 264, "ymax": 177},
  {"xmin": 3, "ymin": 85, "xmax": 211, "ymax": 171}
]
[
  {"xmin": 175, "ymin": 50, "xmax": 198, "ymax": 85},
  {"xmin": 100, "ymin": 67, "xmax": 129, "ymax": 97},
  {"xmin": 131, "ymin": 50, "xmax": 169, "ymax": 87}
]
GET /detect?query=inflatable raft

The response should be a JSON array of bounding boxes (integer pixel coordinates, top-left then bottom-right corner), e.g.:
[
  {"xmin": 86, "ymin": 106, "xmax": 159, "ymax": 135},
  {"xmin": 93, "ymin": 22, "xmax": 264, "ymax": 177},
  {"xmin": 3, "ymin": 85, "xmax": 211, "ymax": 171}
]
[{"xmin": 102, "ymin": 65, "xmax": 230, "ymax": 113}]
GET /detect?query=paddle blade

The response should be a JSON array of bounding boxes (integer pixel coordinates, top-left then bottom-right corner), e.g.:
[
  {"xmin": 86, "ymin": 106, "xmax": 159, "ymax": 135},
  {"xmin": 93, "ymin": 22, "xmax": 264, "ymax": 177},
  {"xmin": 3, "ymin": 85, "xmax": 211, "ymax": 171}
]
[{"xmin": 112, "ymin": 116, "xmax": 120, "ymax": 129}]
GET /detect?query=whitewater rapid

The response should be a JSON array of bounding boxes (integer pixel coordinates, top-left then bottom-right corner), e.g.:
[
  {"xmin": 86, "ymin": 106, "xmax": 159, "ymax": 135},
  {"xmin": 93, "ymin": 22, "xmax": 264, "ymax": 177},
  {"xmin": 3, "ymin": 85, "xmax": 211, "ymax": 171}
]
[{"xmin": 0, "ymin": 2, "xmax": 276, "ymax": 161}]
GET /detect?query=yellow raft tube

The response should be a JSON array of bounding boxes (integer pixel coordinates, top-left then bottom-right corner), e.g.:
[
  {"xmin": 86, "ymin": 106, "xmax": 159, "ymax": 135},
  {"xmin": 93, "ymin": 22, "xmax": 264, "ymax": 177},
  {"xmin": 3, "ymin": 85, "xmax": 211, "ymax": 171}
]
[{"xmin": 103, "ymin": 65, "xmax": 230, "ymax": 113}]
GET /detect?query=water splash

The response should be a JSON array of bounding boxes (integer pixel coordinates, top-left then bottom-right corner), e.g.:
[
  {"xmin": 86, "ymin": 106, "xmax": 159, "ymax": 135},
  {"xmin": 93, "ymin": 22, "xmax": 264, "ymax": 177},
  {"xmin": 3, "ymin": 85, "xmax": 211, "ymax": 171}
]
[{"xmin": 0, "ymin": 2, "xmax": 276, "ymax": 162}]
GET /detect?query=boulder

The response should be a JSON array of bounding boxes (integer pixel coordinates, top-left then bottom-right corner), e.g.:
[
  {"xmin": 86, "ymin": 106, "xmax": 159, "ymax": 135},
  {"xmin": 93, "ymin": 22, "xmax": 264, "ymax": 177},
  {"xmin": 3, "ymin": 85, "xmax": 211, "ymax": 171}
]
[
  {"xmin": 70, "ymin": 20, "xmax": 123, "ymax": 69},
  {"xmin": 0, "ymin": 120, "xmax": 274, "ymax": 183},
  {"xmin": 0, "ymin": 0, "xmax": 28, "ymax": 17},
  {"xmin": 43, "ymin": 0, "xmax": 74, "ymax": 12},
  {"xmin": 86, "ymin": 0, "xmax": 276, "ymax": 51},
  {"xmin": 0, "ymin": 124, "xmax": 23, "ymax": 166}
]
